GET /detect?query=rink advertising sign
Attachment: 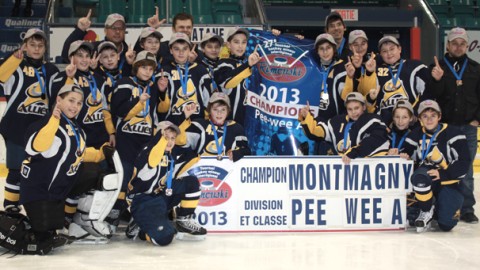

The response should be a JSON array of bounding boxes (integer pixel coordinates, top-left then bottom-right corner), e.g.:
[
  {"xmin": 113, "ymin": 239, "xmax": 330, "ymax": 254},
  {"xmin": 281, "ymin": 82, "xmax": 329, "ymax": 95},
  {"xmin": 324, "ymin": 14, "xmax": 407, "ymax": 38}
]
[
  {"xmin": 186, "ymin": 156, "xmax": 413, "ymax": 232},
  {"xmin": 244, "ymin": 30, "xmax": 323, "ymax": 155}
]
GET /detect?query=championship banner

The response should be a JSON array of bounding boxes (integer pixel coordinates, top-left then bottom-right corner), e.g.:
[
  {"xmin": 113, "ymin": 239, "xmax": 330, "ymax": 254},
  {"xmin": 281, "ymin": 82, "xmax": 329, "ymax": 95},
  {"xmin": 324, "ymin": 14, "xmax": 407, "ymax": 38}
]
[
  {"xmin": 244, "ymin": 29, "xmax": 321, "ymax": 155},
  {"xmin": 186, "ymin": 156, "xmax": 413, "ymax": 233}
]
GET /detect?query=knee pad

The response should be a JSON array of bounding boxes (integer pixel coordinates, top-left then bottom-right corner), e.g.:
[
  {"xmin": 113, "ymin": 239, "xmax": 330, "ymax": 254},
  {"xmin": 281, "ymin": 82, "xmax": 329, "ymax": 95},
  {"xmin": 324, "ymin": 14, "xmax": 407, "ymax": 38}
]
[{"xmin": 71, "ymin": 151, "xmax": 123, "ymax": 238}]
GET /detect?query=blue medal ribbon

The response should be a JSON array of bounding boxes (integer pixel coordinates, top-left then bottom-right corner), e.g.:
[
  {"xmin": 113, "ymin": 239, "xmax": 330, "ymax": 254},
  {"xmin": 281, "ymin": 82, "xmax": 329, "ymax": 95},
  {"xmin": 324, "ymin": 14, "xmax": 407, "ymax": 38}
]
[
  {"xmin": 85, "ymin": 73, "xmax": 99, "ymax": 104},
  {"xmin": 388, "ymin": 60, "xmax": 404, "ymax": 89},
  {"xmin": 133, "ymin": 77, "xmax": 150, "ymax": 117},
  {"xmin": 343, "ymin": 121, "xmax": 355, "ymax": 151},
  {"xmin": 443, "ymin": 57, "xmax": 468, "ymax": 84},
  {"xmin": 337, "ymin": 38, "xmax": 346, "ymax": 56},
  {"xmin": 165, "ymin": 153, "xmax": 175, "ymax": 196},
  {"xmin": 208, "ymin": 66, "xmax": 219, "ymax": 91},
  {"xmin": 421, "ymin": 125, "xmax": 441, "ymax": 161},
  {"xmin": 210, "ymin": 120, "xmax": 228, "ymax": 157},
  {"xmin": 177, "ymin": 62, "xmax": 190, "ymax": 98},
  {"xmin": 61, "ymin": 113, "xmax": 82, "ymax": 155},
  {"xmin": 391, "ymin": 130, "xmax": 410, "ymax": 149},
  {"xmin": 320, "ymin": 62, "xmax": 334, "ymax": 98},
  {"xmin": 33, "ymin": 65, "xmax": 47, "ymax": 99}
]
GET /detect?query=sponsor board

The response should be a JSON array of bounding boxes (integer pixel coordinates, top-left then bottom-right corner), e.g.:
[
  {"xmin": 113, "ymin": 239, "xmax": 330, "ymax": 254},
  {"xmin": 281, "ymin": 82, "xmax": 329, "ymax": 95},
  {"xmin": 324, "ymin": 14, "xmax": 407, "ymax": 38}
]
[{"xmin": 184, "ymin": 156, "xmax": 413, "ymax": 232}]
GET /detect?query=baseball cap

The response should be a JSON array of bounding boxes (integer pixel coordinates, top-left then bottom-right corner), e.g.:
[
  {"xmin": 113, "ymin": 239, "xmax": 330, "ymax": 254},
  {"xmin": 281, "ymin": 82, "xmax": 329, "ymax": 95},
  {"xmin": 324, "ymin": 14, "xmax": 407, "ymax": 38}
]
[
  {"xmin": 314, "ymin": 33, "xmax": 336, "ymax": 49},
  {"xmin": 325, "ymin": 11, "xmax": 345, "ymax": 29},
  {"xmin": 393, "ymin": 99, "xmax": 414, "ymax": 115},
  {"xmin": 378, "ymin": 35, "xmax": 400, "ymax": 50},
  {"xmin": 169, "ymin": 32, "xmax": 192, "ymax": 48},
  {"xmin": 57, "ymin": 84, "xmax": 84, "ymax": 98},
  {"xmin": 133, "ymin": 50, "xmax": 157, "ymax": 66},
  {"xmin": 105, "ymin": 13, "xmax": 125, "ymax": 27},
  {"xmin": 447, "ymin": 27, "xmax": 468, "ymax": 43},
  {"xmin": 68, "ymin": 40, "xmax": 94, "ymax": 56},
  {"xmin": 348, "ymin": 30, "xmax": 368, "ymax": 44},
  {"xmin": 23, "ymin": 28, "xmax": 47, "ymax": 41},
  {"xmin": 344, "ymin": 92, "xmax": 366, "ymax": 105},
  {"xmin": 226, "ymin": 27, "xmax": 249, "ymax": 42},
  {"xmin": 418, "ymin": 99, "xmax": 441, "ymax": 115},
  {"xmin": 139, "ymin": 27, "xmax": 163, "ymax": 41},
  {"xmin": 200, "ymin": 33, "xmax": 224, "ymax": 50},
  {"xmin": 157, "ymin": 121, "xmax": 180, "ymax": 134},
  {"xmin": 97, "ymin": 41, "xmax": 117, "ymax": 53},
  {"xmin": 209, "ymin": 92, "xmax": 230, "ymax": 108}
]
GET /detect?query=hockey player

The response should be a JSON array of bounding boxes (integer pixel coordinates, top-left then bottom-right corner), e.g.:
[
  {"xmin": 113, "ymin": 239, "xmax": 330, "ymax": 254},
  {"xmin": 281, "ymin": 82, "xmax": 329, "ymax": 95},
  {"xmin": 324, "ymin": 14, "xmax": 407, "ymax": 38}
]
[
  {"xmin": 109, "ymin": 50, "xmax": 161, "ymax": 226},
  {"xmin": 343, "ymin": 30, "xmax": 377, "ymax": 97},
  {"xmin": 180, "ymin": 92, "xmax": 250, "ymax": 161},
  {"xmin": 198, "ymin": 33, "xmax": 223, "ymax": 93},
  {"xmin": 0, "ymin": 28, "xmax": 59, "ymax": 212},
  {"xmin": 401, "ymin": 100, "xmax": 469, "ymax": 232},
  {"xmin": 137, "ymin": 27, "xmax": 163, "ymax": 74},
  {"xmin": 126, "ymin": 121, "xmax": 206, "ymax": 245},
  {"xmin": 214, "ymin": 27, "xmax": 261, "ymax": 126},
  {"xmin": 19, "ymin": 84, "xmax": 111, "ymax": 253},
  {"xmin": 299, "ymin": 92, "xmax": 389, "ymax": 164},
  {"xmin": 387, "ymin": 99, "xmax": 416, "ymax": 155},
  {"xmin": 156, "ymin": 32, "xmax": 212, "ymax": 126},
  {"xmin": 367, "ymin": 36, "xmax": 432, "ymax": 125}
]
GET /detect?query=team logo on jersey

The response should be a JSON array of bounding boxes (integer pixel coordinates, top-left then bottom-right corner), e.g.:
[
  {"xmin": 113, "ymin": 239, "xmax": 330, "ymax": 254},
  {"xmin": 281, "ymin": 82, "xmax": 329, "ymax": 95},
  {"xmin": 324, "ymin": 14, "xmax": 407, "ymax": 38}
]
[
  {"xmin": 258, "ymin": 54, "xmax": 306, "ymax": 83},
  {"xmin": 336, "ymin": 138, "xmax": 351, "ymax": 154},
  {"xmin": 188, "ymin": 166, "xmax": 232, "ymax": 206},
  {"xmin": 83, "ymin": 91, "xmax": 104, "ymax": 124},
  {"xmin": 122, "ymin": 114, "xmax": 153, "ymax": 135},
  {"xmin": 172, "ymin": 79, "xmax": 200, "ymax": 115},
  {"xmin": 380, "ymin": 79, "xmax": 409, "ymax": 110},
  {"xmin": 17, "ymin": 81, "xmax": 48, "ymax": 116}
]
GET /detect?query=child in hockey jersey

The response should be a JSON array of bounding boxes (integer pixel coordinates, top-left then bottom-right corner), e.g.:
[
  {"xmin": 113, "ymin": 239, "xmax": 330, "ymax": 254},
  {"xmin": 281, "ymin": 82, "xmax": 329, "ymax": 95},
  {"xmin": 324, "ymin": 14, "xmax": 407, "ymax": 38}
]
[
  {"xmin": 299, "ymin": 92, "xmax": 389, "ymax": 164},
  {"xmin": 367, "ymin": 36, "xmax": 432, "ymax": 125},
  {"xmin": 401, "ymin": 100, "xmax": 469, "ymax": 233},
  {"xmin": 0, "ymin": 28, "xmax": 59, "ymax": 212},
  {"xmin": 19, "ymin": 84, "xmax": 109, "ymax": 253},
  {"xmin": 110, "ymin": 50, "xmax": 161, "ymax": 224},
  {"xmin": 214, "ymin": 28, "xmax": 261, "ymax": 125},
  {"xmin": 180, "ymin": 92, "xmax": 250, "ymax": 161},
  {"xmin": 199, "ymin": 33, "xmax": 223, "ymax": 93},
  {"xmin": 156, "ymin": 32, "xmax": 212, "ymax": 126},
  {"xmin": 50, "ymin": 40, "xmax": 110, "ymax": 149},
  {"xmin": 387, "ymin": 99, "xmax": 415, "ymax": 155},
  {"xmin": 138, "ymin": 27, "xmax": 163, "ymax": 74},
  {"xmin": 126, "ymin": 121, "xmax": 206, "ymax": 245}
]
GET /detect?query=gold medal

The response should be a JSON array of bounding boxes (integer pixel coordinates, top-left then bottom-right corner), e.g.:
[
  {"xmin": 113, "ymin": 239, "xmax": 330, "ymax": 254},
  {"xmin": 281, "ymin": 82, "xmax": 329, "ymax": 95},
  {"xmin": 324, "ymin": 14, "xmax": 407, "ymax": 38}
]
[{"xmin": 456, "ymin": 80, "xmax": 463, "ymax": 86}]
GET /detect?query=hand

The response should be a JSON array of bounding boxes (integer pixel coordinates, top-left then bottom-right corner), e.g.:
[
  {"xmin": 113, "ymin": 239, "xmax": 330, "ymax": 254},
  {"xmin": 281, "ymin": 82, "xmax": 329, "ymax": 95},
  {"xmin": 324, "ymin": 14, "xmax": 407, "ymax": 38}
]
[
  {"xmin": 157, "ymin": 69, "xmax": 168, "ymax": 92},
  {"xmin": 388, "ymin": 148, "xmax": 399, "ymax": 155},
  {"xmin": 125, "ymin": 44, "xmax": 136, "ymax": 65},
  {"xmin": 89, "ymin": 51, "xmax": 100, "ymax": 70},
  {"xmin": 147, "ymin": 7, "xmax": 166, "ymax": 29},
  {"xmin": 470, "ymin": 120, "xmax": 479, "ymax": 127},
  {"xmin": 109, "ymin": 134, "xmax": 116, "ymax": 147},
  {"xmin": 342, "ymin": 154, "xmax": 351, "ymax": 165},
  {"xmin": 228, "ymin": 149, "xmax": 234, "ymax": 161},
  {"xmin": 140, "ymin": 92, "xmax": 150, "ymax": 103},
  {"xmin": 345, "ymin": 56, "xmax": 355, "ymax": 79},
  {"xmin": 77, "ymin": 9, "xmax": 92, "ymax": 31},
  {"xmin": 299, "ymin": 101, "xmax": 311, "ymax": 120},
  {"xmin": 350, "ymin": 52, "xmax": 362, "ymax": 69},
  {"xmin": 369, "ymin": 85, "xmax": 380, "ymax": 101},
  {"xmin": 365, "ymin": 52, "xmax": 376, "ymax": 73},
  {"xmin": 188, "ymin": 43, "xmax": 198, "ymax": 63},
  {"xmin": 13, "ymin": 44, "xmax": 25, "ymax": 60},
  {"xmin": 52, "ymin": 102, "xmax": 61, "ymax": 119},
  {"xmin": 183, "ymin": 102, "xmax": 197, "ymax": 119},
  {"xmin": 248, "ymin": 46, "xmax": 261, "ymax": 67},
  {"xmin": 295, "ymin": 34, "xmax": 305, "ymax": 40},
  {"xmin": 66, "ymin": 56, "xmax": 77, "ymax": 78},
  {"xmin": 271, "ymin": 29, "xmax": 281, "ymax": 36},
  {"xmin": 431, "ymin": 56, "xmax": 444, "ymax": 81},
  {"xmin": 399, "ymin": 153, "xmax": 410, "ymax": 160},
  {"xmin": 427, "ymin": 169, "xmax": 440, "ymax": 181}
]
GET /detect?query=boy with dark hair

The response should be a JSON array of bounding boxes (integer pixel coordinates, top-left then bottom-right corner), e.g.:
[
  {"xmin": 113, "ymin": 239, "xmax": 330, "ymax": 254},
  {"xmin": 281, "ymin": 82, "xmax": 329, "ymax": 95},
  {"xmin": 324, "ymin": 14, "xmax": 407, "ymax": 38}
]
[{"xmin": 0, "ymin": 28, "xmax": 59, "ymax": 212}]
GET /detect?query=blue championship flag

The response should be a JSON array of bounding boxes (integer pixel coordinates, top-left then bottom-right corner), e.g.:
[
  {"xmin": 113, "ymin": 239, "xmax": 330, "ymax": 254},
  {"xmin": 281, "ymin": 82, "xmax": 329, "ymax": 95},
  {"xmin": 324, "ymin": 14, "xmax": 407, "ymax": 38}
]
[{"xmin": 244, "ymin": 29, "xmax": 323, "ymax": 155}]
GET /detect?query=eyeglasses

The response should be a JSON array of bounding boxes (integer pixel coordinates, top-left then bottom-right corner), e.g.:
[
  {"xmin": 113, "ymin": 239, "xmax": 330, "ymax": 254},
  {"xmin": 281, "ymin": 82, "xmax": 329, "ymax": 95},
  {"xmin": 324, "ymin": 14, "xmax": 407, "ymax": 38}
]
[{"xmin": 107, "ymin": 26, "xmax": 126, "ymax": 32}]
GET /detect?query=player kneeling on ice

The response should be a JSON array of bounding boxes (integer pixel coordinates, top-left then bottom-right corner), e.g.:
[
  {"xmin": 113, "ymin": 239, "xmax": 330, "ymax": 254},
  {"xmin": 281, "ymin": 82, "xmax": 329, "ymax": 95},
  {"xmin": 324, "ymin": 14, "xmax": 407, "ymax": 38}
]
[
  {"xmin": 400, "ymin": 100, "xmax": 469, "ymax": 233},
  {"xmin": 126, "ymin": 121, "xmax": 206, "ymax": 245},
  {"xmin": 0, "ymin": 85, "xmax": 120, "ymax": 255}
]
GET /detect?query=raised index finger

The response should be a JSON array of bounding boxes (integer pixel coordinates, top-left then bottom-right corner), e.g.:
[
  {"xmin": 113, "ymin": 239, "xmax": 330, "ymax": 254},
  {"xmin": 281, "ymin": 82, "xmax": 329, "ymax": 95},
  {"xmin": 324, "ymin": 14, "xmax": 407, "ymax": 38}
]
[
  {"xmin": 86, "ymin": 9, "xmax": 92, "ymax": 19},
  {"xmin": 155, "ymin": 6, "xmax": 159, "ymax": 18},
  {"xmin": 434, "ymin": 56, "xmax": 440, "ymax": 67},
  {"xmin": 370, "ymin": 52, "xmax": 376, "ymax": 60}
]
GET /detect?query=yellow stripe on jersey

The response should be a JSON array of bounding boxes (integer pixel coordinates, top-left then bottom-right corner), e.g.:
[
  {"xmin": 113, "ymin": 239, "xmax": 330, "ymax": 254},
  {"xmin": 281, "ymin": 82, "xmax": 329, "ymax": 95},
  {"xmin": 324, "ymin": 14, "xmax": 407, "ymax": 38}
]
[
  {"xmin": 441, "ymin": 180, "xmax": 460, "ymax": 185},
  {"xmin": 148, "ymin": 137, "xmax": 167, "ymax": 168},
  {"xmin": 102, "ymin": 110, "xmax": 116, "ymax": 135},
  {"xmin": 157, "ymin": 93, "xmax": 171, "ymax": 113},
  {"xmin": 4, "ymin": 190, "xmax": 19, "ymax": 202},
  {"xmin": 32, "ymin": 115, "xmax": 60, "ymax": 152},
  {"xmin": 415, "ymin": 191, "xmax": 433, "ymax": 202},
  {"xmin": 125, "ymin": 101, "xmax": 145, "ymax": 121},
  {"xmin": 64, "ymin": 204, "xmax": 77, "ymax": 215},
  {"xmin": 180, "ymin": 199, "xmax": 199, "ymax": 209},
  {"xmin": 0, "ymin": 54, "xmax": 22, "ymax": 82},
  {"xmin": 225, "ymin": 67, "xmax": 252, "ymax": 89}
]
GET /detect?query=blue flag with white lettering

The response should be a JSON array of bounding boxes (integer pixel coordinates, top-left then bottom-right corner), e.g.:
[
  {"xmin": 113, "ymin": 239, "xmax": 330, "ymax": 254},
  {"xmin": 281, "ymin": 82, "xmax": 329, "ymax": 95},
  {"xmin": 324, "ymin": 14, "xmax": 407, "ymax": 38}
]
[{"xmin": 244, "ymin": 29, "xmax": 323, "ymax": 155}]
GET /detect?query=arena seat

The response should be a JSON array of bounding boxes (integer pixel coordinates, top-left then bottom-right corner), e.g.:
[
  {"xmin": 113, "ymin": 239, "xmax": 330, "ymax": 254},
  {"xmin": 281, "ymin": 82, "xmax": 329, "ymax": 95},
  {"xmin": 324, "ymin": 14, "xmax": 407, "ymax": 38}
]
[
  {"xmin": 214, "ymin": 12, "xmax": 243, "ymax": 24},
  {"xmin": 98, "ymin": 0, "xmax": 127, "ymax": 23},
  {"xmin": 129, "ymin": 0, "xmax": 163, "ymax": 23}
]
